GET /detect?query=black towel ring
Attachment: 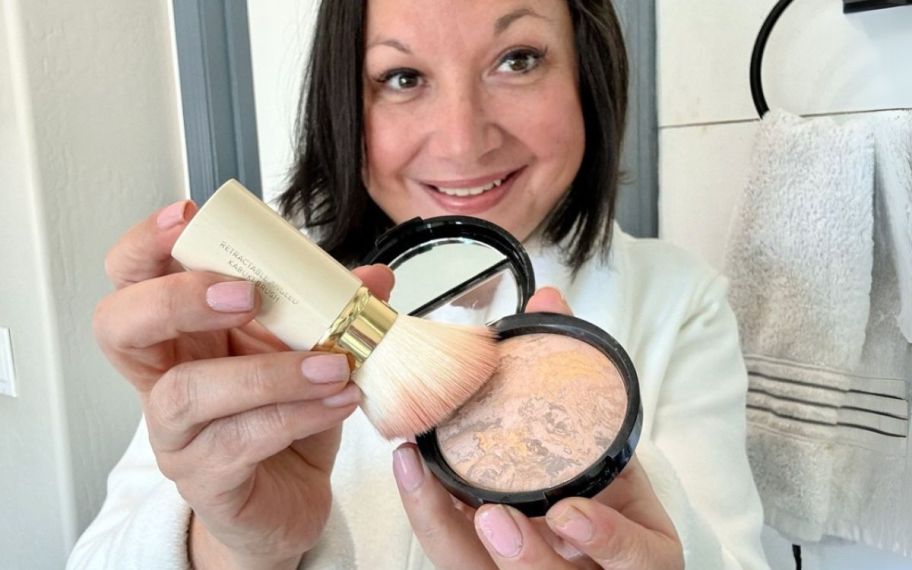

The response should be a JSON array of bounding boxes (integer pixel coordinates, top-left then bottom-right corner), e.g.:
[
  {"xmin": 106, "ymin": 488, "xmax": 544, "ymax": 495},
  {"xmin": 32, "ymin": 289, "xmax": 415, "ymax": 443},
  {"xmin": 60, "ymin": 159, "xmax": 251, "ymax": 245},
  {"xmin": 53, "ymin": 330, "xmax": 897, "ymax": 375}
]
[
  {"xmin": 751, "ymin": 0, "xmax": 912, "ymax": 117},
  {"xmin": 750, "ymin": 0, "xmax": 796, "ymax": 118}
]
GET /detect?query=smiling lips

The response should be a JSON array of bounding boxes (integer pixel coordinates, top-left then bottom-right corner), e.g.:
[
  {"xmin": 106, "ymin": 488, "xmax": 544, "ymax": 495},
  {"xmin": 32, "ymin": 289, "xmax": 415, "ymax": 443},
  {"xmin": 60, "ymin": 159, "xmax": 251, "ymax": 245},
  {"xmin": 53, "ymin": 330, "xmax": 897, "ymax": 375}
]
[
  {"xmin": 422, "ymin": 169, "xmax": 519, "ymax": 197},
  {"xmin": 434, "ymin": 176, "xmax": 507, "ymax": 197},
  {"xmin": 418, "ymin": 168, "xmax": 523, "ymax": 215}
]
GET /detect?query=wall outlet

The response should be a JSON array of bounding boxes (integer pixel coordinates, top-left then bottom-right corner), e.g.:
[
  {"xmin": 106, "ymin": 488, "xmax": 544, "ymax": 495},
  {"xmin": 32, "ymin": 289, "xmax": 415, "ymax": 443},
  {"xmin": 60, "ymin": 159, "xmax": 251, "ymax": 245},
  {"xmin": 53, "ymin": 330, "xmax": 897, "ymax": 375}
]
[{"xmin": 0, "ymin": 327, "xmax": 17, "ymax": 398}]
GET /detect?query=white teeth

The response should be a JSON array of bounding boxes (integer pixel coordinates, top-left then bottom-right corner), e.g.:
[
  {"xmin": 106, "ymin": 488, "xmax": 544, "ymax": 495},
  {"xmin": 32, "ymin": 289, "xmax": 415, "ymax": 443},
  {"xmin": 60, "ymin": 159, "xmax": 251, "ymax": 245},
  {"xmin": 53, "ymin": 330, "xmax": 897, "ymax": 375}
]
[{"xmin": 436, "ymin": 177, "xmax": 505, "ymax": 197}]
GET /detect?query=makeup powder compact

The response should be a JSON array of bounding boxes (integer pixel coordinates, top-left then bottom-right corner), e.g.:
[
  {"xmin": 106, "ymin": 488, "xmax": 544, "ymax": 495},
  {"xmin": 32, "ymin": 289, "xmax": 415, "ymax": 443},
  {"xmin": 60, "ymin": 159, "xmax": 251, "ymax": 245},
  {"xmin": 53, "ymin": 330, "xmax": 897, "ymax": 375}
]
[{"xmin": 366, "ymin": 217, "xmax": 642, "ymax": 516}]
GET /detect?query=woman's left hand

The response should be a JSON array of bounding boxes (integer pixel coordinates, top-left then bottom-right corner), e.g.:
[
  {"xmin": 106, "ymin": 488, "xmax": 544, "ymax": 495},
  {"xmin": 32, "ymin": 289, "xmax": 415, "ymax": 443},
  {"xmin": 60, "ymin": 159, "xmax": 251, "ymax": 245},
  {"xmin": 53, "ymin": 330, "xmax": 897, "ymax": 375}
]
[{"xmin": 392, "ymin": 287, "xmax": 684, "ymax": 570}]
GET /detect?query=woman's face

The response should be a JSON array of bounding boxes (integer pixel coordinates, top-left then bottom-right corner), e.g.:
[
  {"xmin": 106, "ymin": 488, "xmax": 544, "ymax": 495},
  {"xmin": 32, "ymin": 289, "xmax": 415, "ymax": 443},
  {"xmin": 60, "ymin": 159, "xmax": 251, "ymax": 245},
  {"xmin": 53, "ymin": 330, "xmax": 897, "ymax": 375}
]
[{"xmin": 363, "ymin": 0, "xmax": 585, "ymax": 241}]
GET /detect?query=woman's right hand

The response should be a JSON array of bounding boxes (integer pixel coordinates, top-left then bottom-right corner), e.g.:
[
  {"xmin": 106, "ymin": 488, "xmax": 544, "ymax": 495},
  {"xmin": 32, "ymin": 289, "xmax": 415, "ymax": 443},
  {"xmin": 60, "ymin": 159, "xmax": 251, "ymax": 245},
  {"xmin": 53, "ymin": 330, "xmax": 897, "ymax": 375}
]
[{"xmin": 93, "ymin": 200, "xmax": 394, "ymax": 570}]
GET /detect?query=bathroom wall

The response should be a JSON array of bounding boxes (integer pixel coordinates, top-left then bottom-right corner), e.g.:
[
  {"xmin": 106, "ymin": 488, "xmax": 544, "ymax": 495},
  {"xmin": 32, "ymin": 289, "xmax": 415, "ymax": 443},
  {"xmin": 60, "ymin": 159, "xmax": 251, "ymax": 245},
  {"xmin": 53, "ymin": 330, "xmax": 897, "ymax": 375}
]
[
  {"xmin": 656, "ymin": 1, "xmax": 912, "ymax": 568},
  {"xmin": 247, "ymin": 0, "xmax": 318, "ymax": 206},
  {"xmin": 658, "ymin": 0, "xmax": 912, "ymax": 268},
  {"xmin": 0, "ymin": 0, "xmax": 186, "ymax": 566}
]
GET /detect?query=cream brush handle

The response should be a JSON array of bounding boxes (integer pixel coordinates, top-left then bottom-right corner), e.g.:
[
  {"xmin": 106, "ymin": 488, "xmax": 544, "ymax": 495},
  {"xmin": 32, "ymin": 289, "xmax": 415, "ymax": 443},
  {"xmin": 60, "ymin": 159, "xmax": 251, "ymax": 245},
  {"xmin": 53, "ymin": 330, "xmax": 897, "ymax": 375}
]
[{"xmin": 171, "ymin": 179, "xmax": 370, "ymax": 353}]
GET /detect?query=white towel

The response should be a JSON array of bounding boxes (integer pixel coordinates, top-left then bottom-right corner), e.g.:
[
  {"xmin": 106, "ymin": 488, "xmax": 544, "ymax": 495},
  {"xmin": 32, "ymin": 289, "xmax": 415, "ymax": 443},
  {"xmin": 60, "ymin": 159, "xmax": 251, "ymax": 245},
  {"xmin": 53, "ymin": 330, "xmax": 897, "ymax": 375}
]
[
  {"xmin": 872, "ymin": 112, "xmax": 912, "ymax": 343},
  {"xmin": 723, "ymin": 108, "xmax": 874, "ymax": 541},
  {"xmin": 818, "ymin": 111, "xmax": 912, "ymax": 557},
  {"xmin": 724, "ymin": 109, "xmax": 912, "ymax": 557},
  {"xmin": 724, "ymin": 110, "xmax": 875, "ymax": 371}
]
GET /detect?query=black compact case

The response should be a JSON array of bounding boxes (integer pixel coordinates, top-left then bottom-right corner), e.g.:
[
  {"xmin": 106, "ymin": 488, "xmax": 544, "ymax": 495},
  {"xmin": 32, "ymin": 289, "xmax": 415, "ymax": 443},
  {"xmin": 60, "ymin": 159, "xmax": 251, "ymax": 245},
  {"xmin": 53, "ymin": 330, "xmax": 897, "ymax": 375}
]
[{"xmin": 365, "ymin": 216, "xmax": 643, "ymax": 517}]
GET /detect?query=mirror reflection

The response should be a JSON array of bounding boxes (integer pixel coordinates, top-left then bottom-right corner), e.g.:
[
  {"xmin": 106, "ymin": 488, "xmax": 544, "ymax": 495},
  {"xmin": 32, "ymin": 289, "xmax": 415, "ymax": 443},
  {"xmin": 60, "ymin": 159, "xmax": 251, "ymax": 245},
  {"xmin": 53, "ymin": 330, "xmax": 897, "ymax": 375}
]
[{"xmin": 387, "ymin": 238, "xmax": 519, "ymax": 324}]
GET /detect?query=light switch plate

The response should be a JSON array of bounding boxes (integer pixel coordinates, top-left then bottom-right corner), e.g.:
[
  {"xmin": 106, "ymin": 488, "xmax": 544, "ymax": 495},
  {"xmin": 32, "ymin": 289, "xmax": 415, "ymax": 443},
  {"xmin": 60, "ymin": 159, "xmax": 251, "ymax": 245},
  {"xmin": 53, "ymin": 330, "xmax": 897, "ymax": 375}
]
[{"xmin": 0, "ymin": 327, "xmax": 17, "ymax": 398}]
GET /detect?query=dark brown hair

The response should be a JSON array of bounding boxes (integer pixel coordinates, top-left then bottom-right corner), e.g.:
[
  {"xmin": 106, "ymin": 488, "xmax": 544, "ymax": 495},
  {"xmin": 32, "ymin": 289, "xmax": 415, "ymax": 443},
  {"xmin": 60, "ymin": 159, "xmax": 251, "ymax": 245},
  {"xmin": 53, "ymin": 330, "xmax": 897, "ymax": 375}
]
[{"xmin": 278, "ymin": 1, "xmax": 628, "ymax": 270}]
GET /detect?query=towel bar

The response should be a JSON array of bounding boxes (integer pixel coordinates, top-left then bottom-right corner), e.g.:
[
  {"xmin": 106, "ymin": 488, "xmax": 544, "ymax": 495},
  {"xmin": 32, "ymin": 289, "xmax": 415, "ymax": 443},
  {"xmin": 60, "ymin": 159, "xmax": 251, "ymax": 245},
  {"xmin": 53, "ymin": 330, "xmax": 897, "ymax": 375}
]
[{"xmin": 750, "ymin": 0, "xmax": 912, "ymax": 117}]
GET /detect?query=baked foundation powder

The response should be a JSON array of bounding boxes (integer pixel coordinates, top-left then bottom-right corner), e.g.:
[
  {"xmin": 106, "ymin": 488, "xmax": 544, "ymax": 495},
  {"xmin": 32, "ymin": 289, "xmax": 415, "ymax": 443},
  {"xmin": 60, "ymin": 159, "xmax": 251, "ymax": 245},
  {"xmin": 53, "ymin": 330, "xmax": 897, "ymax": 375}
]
[{"xmin": 436, "ymin": 333, "xmax": 628, "ymax": 493}]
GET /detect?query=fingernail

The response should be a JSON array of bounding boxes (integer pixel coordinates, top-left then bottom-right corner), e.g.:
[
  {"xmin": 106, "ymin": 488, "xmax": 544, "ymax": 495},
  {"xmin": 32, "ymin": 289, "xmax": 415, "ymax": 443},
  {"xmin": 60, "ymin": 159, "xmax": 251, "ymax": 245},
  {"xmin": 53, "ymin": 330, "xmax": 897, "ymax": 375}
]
[
  {"xmin": 547, "ymin": 505, "xmax": 593, "ymax": 542},
  {"xmin": 206, "ymin": 281, "xmax": 256, "ymax": 312},
  {"xmin": 156, "ymin": 201, "xmax": 189, "ymax": 230},
  {"xmin": 477, "ymin": 506, "xmax": 523, "ymax": 558},
  {"xmin": 321, "ymin": 383, "xmax": 361, "ymax": 407},
  {"xmin": 301, "ymin": 354, "xmax": 350, "ymax": 384},
  {"xmin": 393, "ymin": 445, "xmax": 424, "ymax": 493},
  {"xmin": 546, "ymin": 287, "xmax": 568, "ymax": 306}
]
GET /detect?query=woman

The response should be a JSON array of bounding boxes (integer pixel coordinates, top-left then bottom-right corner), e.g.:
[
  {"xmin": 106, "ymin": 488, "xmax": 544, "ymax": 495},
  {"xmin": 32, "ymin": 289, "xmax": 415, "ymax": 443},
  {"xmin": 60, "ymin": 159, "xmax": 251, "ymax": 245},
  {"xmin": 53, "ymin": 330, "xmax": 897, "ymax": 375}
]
[{"xmin": 71, "ymin": 1, "xmax": 769, "ymax": 568}]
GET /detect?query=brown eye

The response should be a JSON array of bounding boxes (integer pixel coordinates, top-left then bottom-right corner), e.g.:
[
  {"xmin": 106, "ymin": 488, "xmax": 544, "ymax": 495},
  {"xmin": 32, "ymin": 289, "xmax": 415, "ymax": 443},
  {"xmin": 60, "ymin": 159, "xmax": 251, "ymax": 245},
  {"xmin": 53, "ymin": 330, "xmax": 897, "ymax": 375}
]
[
  {"xmin": 379, "ymin": 69, "xmax": 423, "ymax": 91},
  {"xmin": 496, "ymin": 49, "xmax": 543, "ymax": 74}
]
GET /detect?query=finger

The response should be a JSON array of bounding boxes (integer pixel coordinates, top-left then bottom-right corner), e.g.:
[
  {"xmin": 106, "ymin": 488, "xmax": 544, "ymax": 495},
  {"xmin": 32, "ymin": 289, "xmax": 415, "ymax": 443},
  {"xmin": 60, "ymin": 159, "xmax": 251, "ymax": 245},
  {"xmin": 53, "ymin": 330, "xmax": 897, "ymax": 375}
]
[
  {"xmin": 105, "ymin": 200, "xmax": 197, "ymax": 289},
  {"xmin": 527, "ymin": 518, "xmax": 594, "ymax": 566},
  {"xmin": 147, "ymin": 351, "xmax": 353, "ymax": 451},
  {"xmin": 545, "ymin": 498, "xmax": 683, "ymax": 570},
  {"xmin": 157, "ymin": 388, "xmax": 360, "ymax": 485},
  {"xmin": 94, "ymin": 272, "xmax": 260, "ymax": 355},
  {"xmin": 474, "ymin": 505, "xmax": 574, "ymax": 569},
  {"xmin": 99, "ymin": 266, "xmax": 392, "ymax": 351},
  {"xmin": 393, "ymin": 443, "xmax": 496, "ymax": 570},
  {"xmin": 353, "ymin": 264, "xmax": 395, "ymax": 302},
  {"xmin": 588, "ymin": 456, "xmax": 678, "ymax": 541},
  {"xmin": 524, "ymin": 287, "xmax": 573, "ymax": 315}
]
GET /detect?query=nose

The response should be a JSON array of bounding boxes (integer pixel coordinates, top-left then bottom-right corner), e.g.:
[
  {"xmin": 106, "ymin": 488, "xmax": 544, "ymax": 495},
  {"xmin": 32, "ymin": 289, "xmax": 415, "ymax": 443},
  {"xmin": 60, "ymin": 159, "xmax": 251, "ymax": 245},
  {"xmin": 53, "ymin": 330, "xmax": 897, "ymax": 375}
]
[{"xmin": 427, "ymin": 82, "xmax": 503, "ymax": 162}]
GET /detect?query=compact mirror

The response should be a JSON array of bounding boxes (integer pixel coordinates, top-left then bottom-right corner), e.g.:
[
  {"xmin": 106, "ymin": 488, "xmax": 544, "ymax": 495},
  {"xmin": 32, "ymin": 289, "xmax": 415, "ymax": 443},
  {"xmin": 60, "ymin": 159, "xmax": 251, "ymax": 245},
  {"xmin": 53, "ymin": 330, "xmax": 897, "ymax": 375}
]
[{"xmin": 364, "ymin": 217, "xmax": 535, "ymax": 326}]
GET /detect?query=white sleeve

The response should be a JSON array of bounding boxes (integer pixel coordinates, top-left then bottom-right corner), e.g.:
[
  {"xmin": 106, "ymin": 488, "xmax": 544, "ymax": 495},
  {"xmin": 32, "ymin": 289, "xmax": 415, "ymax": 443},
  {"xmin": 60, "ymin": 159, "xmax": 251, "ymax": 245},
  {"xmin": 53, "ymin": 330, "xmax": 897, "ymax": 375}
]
[
  {"xmin": 67, "ymin": 417, "xmax": 193, "ymax": 570},
  {"xmin": 68, "ymin": 417, "xmax": 359, "ymax": 570},
  {"xmin": 645, "ymin": 276, "xmax": 769, "ymax": 570}
]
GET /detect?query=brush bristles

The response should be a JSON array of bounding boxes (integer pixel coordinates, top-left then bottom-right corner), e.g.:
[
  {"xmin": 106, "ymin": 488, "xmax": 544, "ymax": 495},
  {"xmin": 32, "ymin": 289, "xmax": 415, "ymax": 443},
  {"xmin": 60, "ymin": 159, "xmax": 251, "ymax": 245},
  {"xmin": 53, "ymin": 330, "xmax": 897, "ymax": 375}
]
[{"xmin": 352, "ymin": 316, "xmax": 499, "ymax": 439}]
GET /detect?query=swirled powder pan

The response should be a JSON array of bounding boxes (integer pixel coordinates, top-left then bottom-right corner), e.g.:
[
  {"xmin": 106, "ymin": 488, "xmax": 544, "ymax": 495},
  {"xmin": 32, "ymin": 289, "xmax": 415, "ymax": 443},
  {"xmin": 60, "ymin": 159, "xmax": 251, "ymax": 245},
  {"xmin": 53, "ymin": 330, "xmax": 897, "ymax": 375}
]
[
  {"xmin": 436, "ymin": 333, "xmax": 627, "ymax": 493},
  {"xmin": 360, "ymin": 214, "xmax": 641, "ymax": 516},
  {"xmin": 417, "ymin": 313, "xmax": 642, "ymax": 517}
]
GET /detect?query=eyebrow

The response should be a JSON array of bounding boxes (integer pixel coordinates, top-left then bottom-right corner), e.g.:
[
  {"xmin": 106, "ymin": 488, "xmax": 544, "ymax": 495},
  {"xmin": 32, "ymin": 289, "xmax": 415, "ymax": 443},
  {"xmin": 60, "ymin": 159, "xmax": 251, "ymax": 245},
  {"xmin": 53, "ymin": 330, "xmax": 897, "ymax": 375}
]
[
  {"xmin": 494, "ymin": 7, "xmax": 548, "ymax": 35},
  {"xmin": 367, "ymin": 38, "xmax": 411, "ymax": 54}
]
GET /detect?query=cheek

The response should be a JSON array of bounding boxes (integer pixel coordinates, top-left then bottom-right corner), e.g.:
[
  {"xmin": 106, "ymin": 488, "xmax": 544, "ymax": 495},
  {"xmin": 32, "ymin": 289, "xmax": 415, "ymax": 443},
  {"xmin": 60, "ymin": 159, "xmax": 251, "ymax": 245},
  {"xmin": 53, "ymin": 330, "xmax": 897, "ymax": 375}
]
[
  {"xmin": 532, "ymin": 90, "xmax": 585, "ymax": 168},
  {"xmin": 364, "ymin": 108, "xmax": 414, "ymax": 186},
  {"xmin": 499, "ymin": 83, "xmax": 584, "ymax": 171}
]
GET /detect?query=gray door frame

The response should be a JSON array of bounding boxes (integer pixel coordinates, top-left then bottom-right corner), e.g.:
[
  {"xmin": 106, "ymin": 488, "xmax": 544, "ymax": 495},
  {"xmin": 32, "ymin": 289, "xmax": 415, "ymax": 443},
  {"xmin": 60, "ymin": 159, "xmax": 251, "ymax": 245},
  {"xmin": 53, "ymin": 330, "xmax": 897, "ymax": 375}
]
[
  {"xmin": 614, "ymin": 0, "xmax": 658, "ymax": 238},
  {"xmin": 173, "ymin": 0, "xmax": 262, "ymax": 202}
]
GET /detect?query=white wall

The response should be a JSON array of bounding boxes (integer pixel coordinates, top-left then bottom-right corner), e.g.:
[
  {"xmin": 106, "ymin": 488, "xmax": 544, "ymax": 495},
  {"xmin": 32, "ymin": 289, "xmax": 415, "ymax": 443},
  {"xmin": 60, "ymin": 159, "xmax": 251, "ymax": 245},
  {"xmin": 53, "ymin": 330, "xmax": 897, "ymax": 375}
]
[
  {"xmin": 247, "ymin": 0, "xmax": 318, "ymax": 206},
  {"xmin": 0, "ymin": 0, "xmax": 187, "ymax": 567},
  {"xmin": 656, "ymin": 1, "xmax": 912, "ymax": 569},
  {"xmin": 658, "ymin": 0, "xmax": 912, "ymax": 269}
]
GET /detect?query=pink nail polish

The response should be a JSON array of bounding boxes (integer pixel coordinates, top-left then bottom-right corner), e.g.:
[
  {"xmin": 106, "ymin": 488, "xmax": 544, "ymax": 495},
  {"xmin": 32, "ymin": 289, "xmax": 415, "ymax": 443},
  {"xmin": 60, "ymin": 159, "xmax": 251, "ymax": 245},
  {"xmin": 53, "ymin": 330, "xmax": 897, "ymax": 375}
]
[
  {"xmin": 206, "ymin": 281, "xmax": 256, "ymax": 312},
  {"xmin": 157, "ymin": 201, "xmax": 189, "ymax": 230},
  {"xmin": 548, "ymin": 505, "xmax": 593, "ymax": 542},
  {"xmin": 477, "ymin": 506, "xmax": 523, "ymax": 558},
  {"xmin": 393, "ymin": 446, "xmax": 424, "ymax": 492},
  {"xmin": 301, "ymin": 354, "xmax": 350, "ymax": 384},
  {"xmin": 321, "ymin": 384, "xmax": 361, "ymax": 407}
]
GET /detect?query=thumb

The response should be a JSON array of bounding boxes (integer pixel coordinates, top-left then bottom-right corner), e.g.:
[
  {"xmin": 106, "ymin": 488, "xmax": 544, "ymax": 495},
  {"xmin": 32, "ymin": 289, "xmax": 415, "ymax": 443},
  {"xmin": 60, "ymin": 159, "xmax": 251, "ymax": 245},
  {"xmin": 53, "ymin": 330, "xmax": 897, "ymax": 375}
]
[
  {"xmin": 524, "ymin": 286, "xmax": 573, "ymax": 315},
  {"xmin": 545, "ymin": 498, "xmax": 683, "ymax": 569},
  {"xmin": 352, "ymin": 264, "xmax": 395, "ymax": 302}
]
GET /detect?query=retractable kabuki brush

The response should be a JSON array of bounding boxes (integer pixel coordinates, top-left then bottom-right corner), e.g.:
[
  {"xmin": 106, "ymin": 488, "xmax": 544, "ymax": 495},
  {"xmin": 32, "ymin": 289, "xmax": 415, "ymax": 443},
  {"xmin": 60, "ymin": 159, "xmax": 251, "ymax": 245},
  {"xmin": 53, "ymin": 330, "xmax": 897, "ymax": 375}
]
[{"xmin": 171, "ymin": 180, "xmax": 498, "ymax": 438}]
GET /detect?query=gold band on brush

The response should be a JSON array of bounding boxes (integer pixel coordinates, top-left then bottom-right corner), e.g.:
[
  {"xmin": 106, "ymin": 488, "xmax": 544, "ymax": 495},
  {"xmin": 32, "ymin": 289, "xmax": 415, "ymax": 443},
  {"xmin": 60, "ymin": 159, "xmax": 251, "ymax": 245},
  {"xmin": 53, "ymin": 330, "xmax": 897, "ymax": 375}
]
[{"xmin": 315, "ymin": 287, "xmax": 398, "ymax": 369}]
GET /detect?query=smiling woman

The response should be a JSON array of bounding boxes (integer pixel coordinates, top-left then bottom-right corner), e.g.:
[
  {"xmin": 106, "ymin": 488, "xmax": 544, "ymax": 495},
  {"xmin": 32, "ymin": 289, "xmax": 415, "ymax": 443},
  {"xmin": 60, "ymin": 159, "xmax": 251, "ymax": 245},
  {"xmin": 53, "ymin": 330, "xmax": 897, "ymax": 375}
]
[{"xmin": 279, "ymin": 0, "xmax": 627, "ymax": 271}]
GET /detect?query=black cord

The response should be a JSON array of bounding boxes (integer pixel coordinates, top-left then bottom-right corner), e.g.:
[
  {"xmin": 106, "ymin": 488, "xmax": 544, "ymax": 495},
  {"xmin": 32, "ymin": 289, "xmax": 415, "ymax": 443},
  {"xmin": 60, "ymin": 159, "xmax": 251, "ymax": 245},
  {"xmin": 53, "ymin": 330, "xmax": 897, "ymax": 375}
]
[
  {"xmin": 793, "ymin": 544, "xmax": 803, "ymax": 570},
  {"xmin": 750, "ymin": 0, "xmax": 796, "ymax": 117}
]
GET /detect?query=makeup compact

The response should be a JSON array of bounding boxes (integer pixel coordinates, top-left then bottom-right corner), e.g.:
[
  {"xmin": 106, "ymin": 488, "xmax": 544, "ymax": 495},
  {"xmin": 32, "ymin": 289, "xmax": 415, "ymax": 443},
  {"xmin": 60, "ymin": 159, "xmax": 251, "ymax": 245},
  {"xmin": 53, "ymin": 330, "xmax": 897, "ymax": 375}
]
[{"xmin": 366, "ymin": 216, "xmax": 642, "ymax": 516}]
